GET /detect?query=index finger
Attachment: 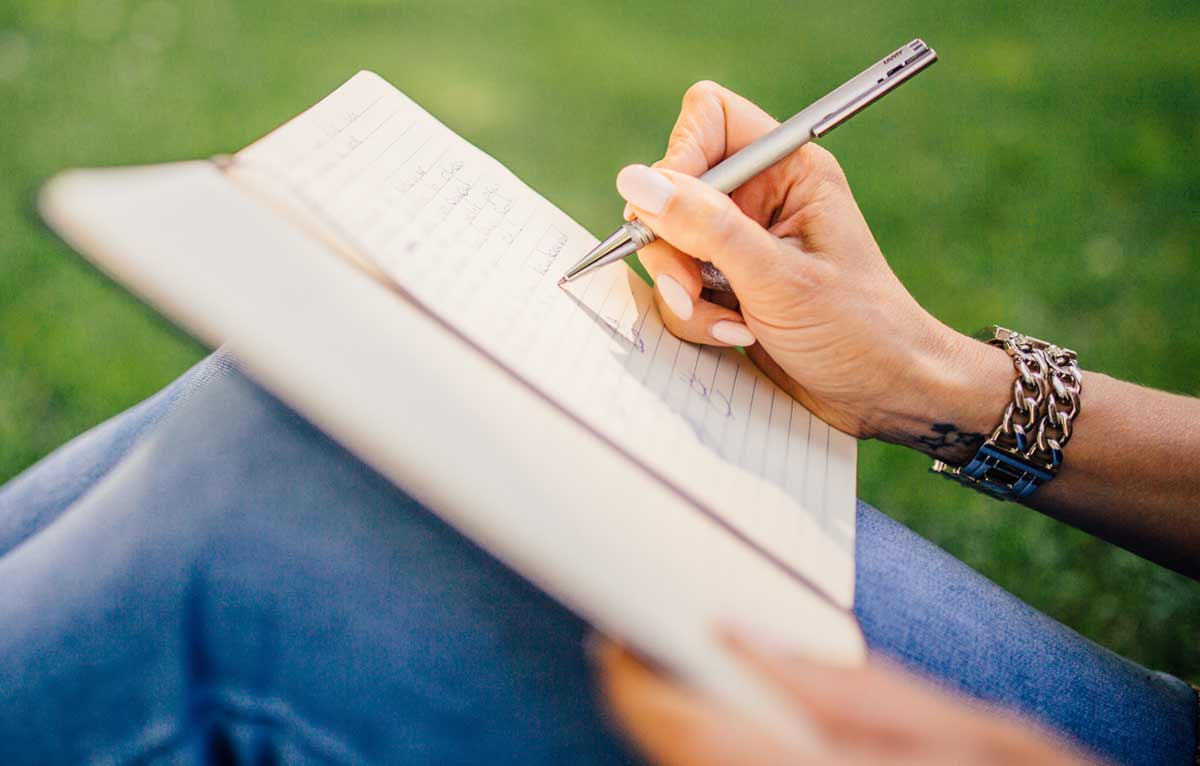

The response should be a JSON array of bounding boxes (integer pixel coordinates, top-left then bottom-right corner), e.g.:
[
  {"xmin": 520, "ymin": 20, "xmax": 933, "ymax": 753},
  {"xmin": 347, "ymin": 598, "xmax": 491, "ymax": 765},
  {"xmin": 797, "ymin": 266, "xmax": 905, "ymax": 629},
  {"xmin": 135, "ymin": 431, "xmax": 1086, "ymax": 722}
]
[{"xmin": 654, "ymin": 81, "xmax": 780, "ymax": 178}]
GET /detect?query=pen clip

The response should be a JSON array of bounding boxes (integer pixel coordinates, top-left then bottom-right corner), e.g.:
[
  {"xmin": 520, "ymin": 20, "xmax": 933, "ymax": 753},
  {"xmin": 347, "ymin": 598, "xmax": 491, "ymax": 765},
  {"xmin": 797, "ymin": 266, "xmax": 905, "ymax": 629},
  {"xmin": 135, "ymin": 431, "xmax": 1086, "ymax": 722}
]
[{"xmin": 812, "ymin": 40, "xmax": 938, "ymax": 138}]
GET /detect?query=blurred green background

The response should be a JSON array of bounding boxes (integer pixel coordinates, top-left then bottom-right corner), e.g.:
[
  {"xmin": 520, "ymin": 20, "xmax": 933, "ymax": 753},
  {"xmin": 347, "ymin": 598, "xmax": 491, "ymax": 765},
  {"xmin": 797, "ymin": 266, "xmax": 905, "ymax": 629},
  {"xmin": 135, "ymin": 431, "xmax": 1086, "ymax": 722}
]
[{"xmin": 1, "ymin": 2, "xmax": 1197, "ymax": 679}]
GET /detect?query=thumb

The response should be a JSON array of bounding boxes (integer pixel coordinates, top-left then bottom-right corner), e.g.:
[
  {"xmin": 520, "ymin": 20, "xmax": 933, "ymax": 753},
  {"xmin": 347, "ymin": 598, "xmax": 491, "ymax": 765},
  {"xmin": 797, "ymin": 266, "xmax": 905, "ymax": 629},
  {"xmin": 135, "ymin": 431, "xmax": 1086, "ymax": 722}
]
[{"xmin": 616, "ymin": 164, "xmax": 786, "ymax": 295}]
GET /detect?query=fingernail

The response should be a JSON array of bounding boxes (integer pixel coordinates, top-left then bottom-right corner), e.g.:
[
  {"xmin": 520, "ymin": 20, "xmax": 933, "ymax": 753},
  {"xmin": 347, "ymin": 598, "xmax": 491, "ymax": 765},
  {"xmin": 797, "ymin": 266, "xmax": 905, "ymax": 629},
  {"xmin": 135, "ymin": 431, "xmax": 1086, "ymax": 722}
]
[
  {"xmin": 622, "ymin": 202, "xmax": 633, "ymax": 221},
  {"xmin": 616, "ymin": 164, "xmax": 674, "ymax": 215},
  {"xmin": 655, "ymin": 274, "xmax": 693, "ymax": 320},
  {"xmin": 711, "ymin": 320, "xmax": 756, "ymax": 347}
]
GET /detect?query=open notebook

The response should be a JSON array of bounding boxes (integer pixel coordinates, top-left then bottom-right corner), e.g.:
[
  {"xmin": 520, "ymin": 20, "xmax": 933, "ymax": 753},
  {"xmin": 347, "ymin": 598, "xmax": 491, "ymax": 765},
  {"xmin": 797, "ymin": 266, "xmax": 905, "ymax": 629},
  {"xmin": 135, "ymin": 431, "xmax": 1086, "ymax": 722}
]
[{"xmin": 40, "ymin": 71, "xmax": 863, "ymax": 733}]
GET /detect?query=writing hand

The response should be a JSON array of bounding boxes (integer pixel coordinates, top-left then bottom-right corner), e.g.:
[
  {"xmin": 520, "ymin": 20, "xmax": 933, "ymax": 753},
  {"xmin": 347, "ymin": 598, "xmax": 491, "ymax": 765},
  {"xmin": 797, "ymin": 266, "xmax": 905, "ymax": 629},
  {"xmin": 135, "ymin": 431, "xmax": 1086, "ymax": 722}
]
[{"xmin": 620, "ymin": 81, "xmax": 1009, "ymax": 453}]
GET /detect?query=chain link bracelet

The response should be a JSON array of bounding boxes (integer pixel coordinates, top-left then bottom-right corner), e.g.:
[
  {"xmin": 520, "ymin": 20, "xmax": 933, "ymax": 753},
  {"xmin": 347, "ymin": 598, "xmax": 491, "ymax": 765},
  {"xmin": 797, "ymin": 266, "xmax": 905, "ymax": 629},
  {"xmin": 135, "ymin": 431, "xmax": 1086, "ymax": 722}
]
[{"xmin": 931, "ymin": 326, "xmax": 1082, "ymax": 501}]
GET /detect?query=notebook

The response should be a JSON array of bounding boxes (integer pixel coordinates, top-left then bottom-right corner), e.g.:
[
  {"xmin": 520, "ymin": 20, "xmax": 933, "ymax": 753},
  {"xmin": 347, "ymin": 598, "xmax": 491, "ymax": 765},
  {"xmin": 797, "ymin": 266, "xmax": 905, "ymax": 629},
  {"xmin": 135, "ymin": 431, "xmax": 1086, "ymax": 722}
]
[{"xmin": 39, "ymin": 71, "xmax": 863, "ymax": 734}]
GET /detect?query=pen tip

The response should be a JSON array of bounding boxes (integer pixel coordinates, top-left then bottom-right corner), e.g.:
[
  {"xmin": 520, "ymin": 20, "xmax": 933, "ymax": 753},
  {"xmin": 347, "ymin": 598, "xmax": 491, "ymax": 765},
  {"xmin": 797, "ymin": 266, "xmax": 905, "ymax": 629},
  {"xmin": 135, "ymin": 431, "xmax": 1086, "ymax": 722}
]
[{"xmin": 556, "ymin": 276, "xmax": 567, "ymax": 287}]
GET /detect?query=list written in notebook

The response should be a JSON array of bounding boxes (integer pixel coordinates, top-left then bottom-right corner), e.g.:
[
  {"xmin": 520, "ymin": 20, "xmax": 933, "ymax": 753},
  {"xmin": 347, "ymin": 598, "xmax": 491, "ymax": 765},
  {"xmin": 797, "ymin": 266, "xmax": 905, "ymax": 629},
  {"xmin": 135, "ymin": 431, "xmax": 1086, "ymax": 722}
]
[{"xmin": 234, "ymin": 72, "xmax": 857, "ymax": 606}]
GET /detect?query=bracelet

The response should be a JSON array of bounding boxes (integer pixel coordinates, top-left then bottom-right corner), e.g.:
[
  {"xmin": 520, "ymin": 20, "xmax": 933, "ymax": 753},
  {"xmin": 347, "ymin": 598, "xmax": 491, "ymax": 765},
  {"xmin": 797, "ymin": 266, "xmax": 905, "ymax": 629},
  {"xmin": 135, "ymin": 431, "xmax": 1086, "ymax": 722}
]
[{"xmin": 931, "ymin": 326, "xmax": 1082, "ymax": 501}]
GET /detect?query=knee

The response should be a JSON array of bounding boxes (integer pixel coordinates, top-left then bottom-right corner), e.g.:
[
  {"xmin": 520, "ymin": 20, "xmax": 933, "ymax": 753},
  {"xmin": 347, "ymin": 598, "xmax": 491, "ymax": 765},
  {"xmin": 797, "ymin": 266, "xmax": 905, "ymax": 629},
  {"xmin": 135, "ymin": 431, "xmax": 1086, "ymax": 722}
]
[{"xmin": 101, "ymin": 368, "xmax": 418, "ymax": 647}]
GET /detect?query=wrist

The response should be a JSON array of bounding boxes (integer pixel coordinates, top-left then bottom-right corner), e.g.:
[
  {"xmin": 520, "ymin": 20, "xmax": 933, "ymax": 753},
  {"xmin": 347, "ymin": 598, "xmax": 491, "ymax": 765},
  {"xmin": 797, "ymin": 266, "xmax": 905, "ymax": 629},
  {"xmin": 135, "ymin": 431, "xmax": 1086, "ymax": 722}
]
[{"xmin": 873, "ymin": 321, "xmax": 1013, "ymax": 464}]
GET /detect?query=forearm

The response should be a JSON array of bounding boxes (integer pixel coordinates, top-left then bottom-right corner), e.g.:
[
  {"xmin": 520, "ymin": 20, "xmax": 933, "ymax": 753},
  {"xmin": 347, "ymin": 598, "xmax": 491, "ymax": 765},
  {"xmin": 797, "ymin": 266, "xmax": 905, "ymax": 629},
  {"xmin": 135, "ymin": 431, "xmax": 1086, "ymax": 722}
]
[
  {"xmin": 884, "ymin": 332, "xmax": 1200, "ymax": 579},
  {"xmin": 1029, "ymin": 372, "xmax": 1200, "ymax": 577}
]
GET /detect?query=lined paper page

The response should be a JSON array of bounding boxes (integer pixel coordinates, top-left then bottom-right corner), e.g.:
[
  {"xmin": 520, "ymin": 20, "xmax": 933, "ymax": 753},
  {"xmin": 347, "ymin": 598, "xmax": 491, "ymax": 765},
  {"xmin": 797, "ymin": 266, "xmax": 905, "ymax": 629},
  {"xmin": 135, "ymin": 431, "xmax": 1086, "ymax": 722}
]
[{"xmin": 234, "ymin": 71, "xmax": 857, "ymax": 606}]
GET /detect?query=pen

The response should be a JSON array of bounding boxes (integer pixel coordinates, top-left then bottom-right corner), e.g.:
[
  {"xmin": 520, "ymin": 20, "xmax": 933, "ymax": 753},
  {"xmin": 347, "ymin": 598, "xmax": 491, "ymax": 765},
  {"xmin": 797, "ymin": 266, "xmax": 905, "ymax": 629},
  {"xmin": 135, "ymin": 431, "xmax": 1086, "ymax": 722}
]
[{"xmin": 560, "ymin": 38, "xmax": 938, "ymax": 291}]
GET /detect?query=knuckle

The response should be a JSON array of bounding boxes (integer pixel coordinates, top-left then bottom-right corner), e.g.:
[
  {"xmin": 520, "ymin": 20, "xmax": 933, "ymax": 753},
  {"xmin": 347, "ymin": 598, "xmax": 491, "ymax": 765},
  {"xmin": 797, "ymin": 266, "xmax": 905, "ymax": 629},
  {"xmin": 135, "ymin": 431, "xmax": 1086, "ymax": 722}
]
[
  {"xmin": 812, "ymin": 173, "xmax": 849, "ymax": 208},
  {"xmin": 807, "ymin": 142, "xmax": 840, "ymax": 166},
  {"xmin": 705, "ymin": 199, "xmax": 744, "ymax": 255},
  {"xmin": 661, "ymin": 131, "xmax": 699, "ymax": 166},
  {"xmin": 682, "ymin": 79, "xmax": 723, "ymax": 106},
  {"xmin": 788, "ymin": 251, "xmax": 834, "ymax": 291},
  {"xmin": 807, "ymin": 145, "xmax": 849, "ymax": 189}
]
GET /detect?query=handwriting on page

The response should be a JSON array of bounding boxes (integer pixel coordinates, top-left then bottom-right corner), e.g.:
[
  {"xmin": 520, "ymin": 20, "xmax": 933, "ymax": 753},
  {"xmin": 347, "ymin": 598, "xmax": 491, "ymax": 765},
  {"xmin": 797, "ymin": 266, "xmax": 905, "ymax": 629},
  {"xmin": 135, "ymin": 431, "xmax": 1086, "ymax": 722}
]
[{"xmin": 235, "ymin": 71, "xmax": 857, "ymax": 605}]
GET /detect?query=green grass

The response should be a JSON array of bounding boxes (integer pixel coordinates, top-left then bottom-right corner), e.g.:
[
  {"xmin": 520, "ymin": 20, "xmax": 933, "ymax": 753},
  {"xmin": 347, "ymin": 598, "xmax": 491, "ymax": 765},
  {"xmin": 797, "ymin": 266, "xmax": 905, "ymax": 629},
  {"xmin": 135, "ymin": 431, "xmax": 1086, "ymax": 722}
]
[{"xmin": 2, "ymin": 1, "xmax": 1197, "ymax": 680}]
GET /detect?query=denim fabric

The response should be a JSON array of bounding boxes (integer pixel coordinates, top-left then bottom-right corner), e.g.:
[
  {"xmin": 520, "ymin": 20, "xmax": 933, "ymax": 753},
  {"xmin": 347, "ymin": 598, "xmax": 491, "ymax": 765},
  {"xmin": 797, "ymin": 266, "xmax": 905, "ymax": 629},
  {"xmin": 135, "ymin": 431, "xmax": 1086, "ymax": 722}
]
[
  {"xmin": 857, "ymin": 505, "xmax": 1197, "ymax": 765},
  {"xmin": 0, "ymin": 354, "xmax": 237, "ymax": 556},
  {"xmin": 0, "ymin": 354, "xmax": 1194, "ymax": 765}
]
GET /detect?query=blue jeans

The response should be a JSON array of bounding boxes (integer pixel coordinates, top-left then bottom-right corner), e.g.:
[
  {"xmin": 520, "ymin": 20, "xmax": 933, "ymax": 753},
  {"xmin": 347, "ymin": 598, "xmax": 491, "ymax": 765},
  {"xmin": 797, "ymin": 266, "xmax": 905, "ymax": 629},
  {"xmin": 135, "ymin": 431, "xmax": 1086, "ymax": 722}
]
[{"xmin": 0, "ymin": 354, "xmax": 1194, "ymax": 765}]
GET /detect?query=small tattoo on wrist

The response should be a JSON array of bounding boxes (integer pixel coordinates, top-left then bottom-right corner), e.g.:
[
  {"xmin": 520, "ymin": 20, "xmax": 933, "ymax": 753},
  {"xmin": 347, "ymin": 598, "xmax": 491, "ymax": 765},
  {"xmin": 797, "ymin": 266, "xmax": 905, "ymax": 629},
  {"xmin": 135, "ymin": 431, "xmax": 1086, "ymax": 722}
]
[{"xmin": 913, "ymin": 422, "xmax": 985, "ymax": 458}]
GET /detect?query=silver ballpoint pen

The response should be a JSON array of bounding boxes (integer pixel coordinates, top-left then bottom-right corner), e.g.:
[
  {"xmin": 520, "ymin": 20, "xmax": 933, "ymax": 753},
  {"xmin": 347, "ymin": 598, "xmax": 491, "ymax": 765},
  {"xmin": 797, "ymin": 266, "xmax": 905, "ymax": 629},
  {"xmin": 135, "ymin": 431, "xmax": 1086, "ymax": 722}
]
[{"xmin": 560, "ymin": 38, "xmax": 938, "ymax": 291}]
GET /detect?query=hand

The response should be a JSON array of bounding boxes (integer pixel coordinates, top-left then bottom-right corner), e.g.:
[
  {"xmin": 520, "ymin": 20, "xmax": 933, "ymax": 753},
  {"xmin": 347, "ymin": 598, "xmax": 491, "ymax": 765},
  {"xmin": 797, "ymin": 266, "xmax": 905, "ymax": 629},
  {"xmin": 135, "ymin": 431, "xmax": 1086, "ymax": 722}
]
[
  {"xmin": 619, "ymin": 81, "xmax": 1011, "ymax": 453},
  {"xmin": 595, "ymin": 632, "xmax": 1097, "ymax": 766}
]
